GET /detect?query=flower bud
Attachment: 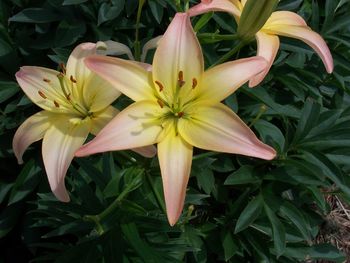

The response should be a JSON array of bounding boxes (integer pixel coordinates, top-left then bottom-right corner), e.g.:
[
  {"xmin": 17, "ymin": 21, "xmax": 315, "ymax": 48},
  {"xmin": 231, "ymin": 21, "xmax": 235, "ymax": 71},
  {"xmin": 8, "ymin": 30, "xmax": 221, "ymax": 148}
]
[{"xmin": 237, "ymin": 0, "xmax": 279, "ymax": 41}]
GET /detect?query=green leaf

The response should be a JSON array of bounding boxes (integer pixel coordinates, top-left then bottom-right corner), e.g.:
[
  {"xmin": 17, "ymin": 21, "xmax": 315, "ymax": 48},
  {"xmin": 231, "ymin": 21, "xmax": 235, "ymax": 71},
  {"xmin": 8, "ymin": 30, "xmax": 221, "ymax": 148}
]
[
  {"xmin": 0, "ymin": 203, "xmax": 22, "ymax": 238},
  {"xmin": 62, "ymin": 0, "xmax": 88, "ymax": 5},
  {"xmin": 224, "ymin": 166, "xmax": 261, "ymax": 185},
  {"xmin": 149, "ymin": 0, "xmax": 164, "ymax": 24},
  {"xmin": 222, "ymin": 231, "xmax": 238, "ymax": 261},
  {"xmin": 264, "ymin": 204, "xmax": 286, "ymax": 257},
  {"xmin": 9, "ymin": 8, "xmax": 62, "ymax": 23},
  {"xmin": 234, "ymin": 195, "xmax": 263, "ymax": 233},
  {"xmin": 54, "ymin": 21, "xmax": 86, "ymax": 47},
  {"xmin": 0, "ymin": 81, "xmax": 19, "ymax": 103}
]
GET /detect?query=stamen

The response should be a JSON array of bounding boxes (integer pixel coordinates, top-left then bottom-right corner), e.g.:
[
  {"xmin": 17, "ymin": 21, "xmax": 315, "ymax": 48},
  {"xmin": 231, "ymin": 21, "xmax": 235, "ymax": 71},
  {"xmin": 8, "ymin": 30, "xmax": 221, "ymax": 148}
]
[
  {"xmin": 43, "ymin": 78, "xmax": 51, "ymax": 83},
  {"xmin": 157, "ymin": 99, "xmax": 164, "ymax": 108},
  {"xmin": 66, "ymin": 93, "xmax": 71, "ymax": 101},
  {"xmin": 54, "ymin": 100, "xmax": 60, "ymax": 108},
  {"xmin": 155, "ymin": 81, "xmax": 164, "ymax": 92},
  {"xmin": 178, "ymin": 71, "xmax": 185, "ymax": 87},
  {"xmin": 59, "ymin": 63, "xmax": 66, "ymax": 74},
  {"xmin": 38, "ymin": 90, "xmax": 47, "ymax": 99},
  {"xmin": 57, "ymin": 72, "xmax": 64, "ymax": 79},
  {"xmin": 192, "ymin": 78, "xmax": 197, "ymax": 89},
  {"xmin": 70, "ymin": 75, "xmax": 77, "ymax": 83}
]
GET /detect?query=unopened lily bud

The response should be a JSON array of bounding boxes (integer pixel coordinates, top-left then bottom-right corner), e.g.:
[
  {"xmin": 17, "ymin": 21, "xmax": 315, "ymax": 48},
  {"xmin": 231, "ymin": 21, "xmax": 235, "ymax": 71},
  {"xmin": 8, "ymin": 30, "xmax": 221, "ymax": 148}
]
[{"xmin": 237, "ymin": 0, "xmax": 279, "ymax": 41}]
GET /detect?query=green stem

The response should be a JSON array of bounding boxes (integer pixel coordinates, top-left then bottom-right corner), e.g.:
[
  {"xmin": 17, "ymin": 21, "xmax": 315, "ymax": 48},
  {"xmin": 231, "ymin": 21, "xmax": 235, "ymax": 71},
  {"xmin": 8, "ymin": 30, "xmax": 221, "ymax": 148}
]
[
  {"xmin": 146, "ymin": 172, "xmax": 166, "ymax": 214},
  {"xmin": 197, "ymin": 33, "xmax": 239, "ymax": 41},
  {"xmin": 134, "ymin": 0, "xmax": 145, "ymax": 61},
  {"xmin": 193, "ymin": 151, "xmax": 219, "ymax": 160},
  {"xmin": 174, "ymin": 0, "xmax": 182, "ymax": 12},
  {"xmin": 210, "ymin": 41, "xmax": 246, "ymax": 68},
  {"xmin": 249, "ymin": 104, "xmax": 267, "ymax": 127}
]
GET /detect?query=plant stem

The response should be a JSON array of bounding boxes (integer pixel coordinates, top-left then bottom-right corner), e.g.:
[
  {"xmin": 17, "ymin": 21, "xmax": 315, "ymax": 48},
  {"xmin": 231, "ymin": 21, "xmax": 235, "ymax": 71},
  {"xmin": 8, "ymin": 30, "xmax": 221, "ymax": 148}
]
[
  {"xmin": 198, "ymin": 33, "xmax": 239, "ymax": 41},
  {"xmin": 134, "ymin": 0, "xmax": 145, "ymax": 61},
  {"xmin": 174, "ymin": 0, "xmax": 182, "ymax": 12},
  {"xmin": 249, "ymin": 104, "xmax": 267, "ymax": 127},
  {"xmin": 210, "ymin": 41, "xmax": 246, "ymax": 68}
]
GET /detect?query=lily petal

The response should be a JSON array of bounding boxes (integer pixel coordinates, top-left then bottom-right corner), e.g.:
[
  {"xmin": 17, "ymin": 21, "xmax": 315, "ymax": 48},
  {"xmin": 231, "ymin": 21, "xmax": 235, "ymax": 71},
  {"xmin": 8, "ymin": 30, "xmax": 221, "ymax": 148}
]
[
  {"xmin": 249, "ymin": 32, "xmax": 280, "ymax": 87},
  {"xmin": 75, "ymin": 101, "xmax": 164, "ymax": 157},
  {"xmin": 264, "ymin": 11, "xmax": 307, "ymax": 27},
  {"xmin": 141, "ymin": 35, "xmax": 163, "ymax": 63},
  {"xmin": 188, "ymin": 0, "xmax": 241, "ymax": 19},
  {"xmin": 13, "ymin": 111, "xmax": 54, "ymax": 164},
  {"xmin": 152, "ymin": 13, "xmax": 204, "ymax": 102},
  {"xmin": 158, "ymin": 130, "xmax": 193, "ymax": 226},
  {"xmin": 85, "ymin": 55, "xmax": 155, "ymax": 102},
  {"xmin": 97, "ymin": 40, "xmax": 135, "ymax": 60},
  {"xmin": 197, "ymin": 57, "xmax": 267, "ymax": 103},
  {"xmin": 83, "ymin": 73, "xmax": 121, "ymax": 113},
  {"xmin": 178, "ymin": 103, "xmax": 276, "ymax": 160},
  {"xmin": 15, "ymin": 66, "xmax": 72, "ymax": 113},
  {"xmin": 263, "ymin": 25, "xmax": 334, "ymax": 73},
  {"xmin": 42, "ymin": 116, "xmax": 90, "ymax": 202}
]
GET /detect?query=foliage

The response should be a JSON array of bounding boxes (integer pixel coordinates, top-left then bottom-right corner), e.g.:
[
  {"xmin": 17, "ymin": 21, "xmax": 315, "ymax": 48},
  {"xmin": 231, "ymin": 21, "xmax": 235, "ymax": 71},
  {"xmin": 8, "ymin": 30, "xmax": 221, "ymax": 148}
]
[{"xmin": 1, "ymin": 0, "xmax": 350, "ymax": 262}]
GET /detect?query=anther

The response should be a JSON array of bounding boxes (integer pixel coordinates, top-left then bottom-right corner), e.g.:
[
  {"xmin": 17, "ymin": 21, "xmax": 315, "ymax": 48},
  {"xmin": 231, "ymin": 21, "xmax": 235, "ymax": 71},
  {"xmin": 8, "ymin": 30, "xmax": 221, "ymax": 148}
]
[
  {"xmin": 177, "ymin": 112, "xmax": 184, "ymax": 118},
  {"xmin": 70, "ymin": 75, "xmax": 77, "ymax": 83},
  {"xmin": 155, "ymin": 81, "xmax": 164, "ymax": 92},
  {"xmin": 192, "ymin": 78, "xmax": 197, "ymax": 89},
  {"xmin": 59, "ymin": 63, "xmax": 66, "ymax": 74},
  {"xmin": 66, "ymin": 93, "xmax": 71, "ymax": 101},
  {"xmin": 43, "ymin": 78, "xmax": 51, "ymax": 83},
  {"xmin": 54, "ymin": 100, "xmax": 60, "ymax": 108},
  {"xmin": 157, "ymin": 99, "xmax": 164, "ymax": 108},
  {"xmin": 178, "ymin": 71, "xmax": 185, "ymax": 87},
  {"xmin": 38, "ymin": 90, "xmax": 47, "ymax": 99},
  {"xmin": 57, "ymin": 72, "xmax": 64, "ymax": 79}
]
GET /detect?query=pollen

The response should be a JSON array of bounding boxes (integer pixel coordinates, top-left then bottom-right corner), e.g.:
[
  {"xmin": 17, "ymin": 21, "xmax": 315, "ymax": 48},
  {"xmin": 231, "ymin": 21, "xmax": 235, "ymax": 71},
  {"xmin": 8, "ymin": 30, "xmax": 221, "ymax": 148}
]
[
  {"xmin": 177, "ymin": 112, "xmax": 184, "ymax": 118},
  {"xmin": 192, "ymin": 78, "xmax": 197, "ymax": 89},
  {"xmin": 38, "ymin": 90, "xmax": 47, "ymax": 99},
  {"xmin": 70, "ymin": 75, "xmax": 77, "ymax": 83},
  {"xmin": 43, "ymin": 78, "xmax": 51, "ymax": 83},
  {"xmin": 155, "ymin": 80, "xmax": 164, "ymax": 92},
  {"xmin": 54, "ymin": 100, "xmax": 60, "ymax": 108},
  {"xmin": 157, "ymin": 99, "xmax": 164, "ymax": 108}
]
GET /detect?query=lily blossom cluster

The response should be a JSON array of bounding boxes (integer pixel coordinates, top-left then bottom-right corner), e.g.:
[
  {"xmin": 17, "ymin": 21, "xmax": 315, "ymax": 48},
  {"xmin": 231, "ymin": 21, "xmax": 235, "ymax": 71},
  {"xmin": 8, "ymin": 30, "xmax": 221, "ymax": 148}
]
[
  {"xmin": 13, "ymin": 1, "xmax": 333, "ymax": 226},
  {"xmin": 189, "ymin": 0, "xmax": 334, "ymax": 86}
]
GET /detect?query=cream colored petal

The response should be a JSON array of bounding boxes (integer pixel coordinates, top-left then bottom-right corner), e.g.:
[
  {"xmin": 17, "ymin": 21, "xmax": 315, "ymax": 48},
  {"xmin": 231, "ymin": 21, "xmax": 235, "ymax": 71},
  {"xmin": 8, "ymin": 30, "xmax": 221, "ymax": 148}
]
[
  {"xmin": 188, "ymin": 0, "xmax": 241, "ymax": 20},
  {"xmin": 152, "ymin": 13, "xmax": 204, "ymax": 103},
  {"xmin": 141, "ymin": 35, "xmax": 163, "ymax": 63},
  {"xmin": 83, "ymin": 72, "xmax": 121, "ymax": 113},
  {"xmin": 85, "ymin": 55, "xmax": 155, "ymax": 102},
  {"xmin": 97, "ymin": 40, "xmax": 135, "ymax": 60},
  {"xmin": 15, "ymin": 66, "xmax": 72, "ymax": 113},
  {"xmin": 75, "ymin": 101, "xmax": 164, "ymax": 157},
  {"xmin": 249, "ymin": 32, "xmax": 280, "ymax": 87},
  {"xmin": 263, "ymin": 11, "xmax": 307, "ymax": 28},
  {"xmin": 263, "ymin": 25, "xmax": 334, "ymax": 73},
  {"xmin": 90, "ymin": 105, "xmax": 156, "ymax": 158},
  {"xmin": 158, "ymin": 130, "xmax": 193, "ymax": 226},
  {"xmin": 197, "ymin": 57, "xmax": 267, "ymax": 103},
  {"xmin": 90, "ymin": 106, "xmax": 119, "ymax": 136},
  {"xmin": 13, "ymin": 111, "xmax": 54, "ymax": 164},
  {"xmin": 178, "ymin": 103, "xmax": 276, "ymax": 160},
  {"xmin": 42, "ymin": 116, "xmax": 90, "ymax": 202}
]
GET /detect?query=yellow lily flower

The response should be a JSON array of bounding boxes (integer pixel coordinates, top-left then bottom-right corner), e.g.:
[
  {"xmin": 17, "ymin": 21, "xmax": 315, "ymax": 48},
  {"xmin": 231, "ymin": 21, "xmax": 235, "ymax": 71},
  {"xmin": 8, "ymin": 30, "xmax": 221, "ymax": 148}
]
[
  {"xmin": 189, "ymin": 0, "xmax": 334, "ymax": 87},
  {"xmin": 13, "ymin": 42, "xmax": 156, "ymax": 202},
  {"xmin": 76, "ymin": 13, "xmax": 276, "ymax": 225}
]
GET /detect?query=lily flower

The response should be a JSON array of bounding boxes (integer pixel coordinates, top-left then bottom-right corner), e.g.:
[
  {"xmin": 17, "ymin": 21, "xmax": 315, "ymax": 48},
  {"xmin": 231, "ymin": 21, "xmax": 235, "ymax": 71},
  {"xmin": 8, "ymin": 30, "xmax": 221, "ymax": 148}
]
[
  {"xmin": 76, "ymin": 13, "xmax": 276, "ymax": 225},
  {"xmin": 188, "ymin": 0, "xmax": 334, "ymax": 87},
  {"xmin": 13, "ymin": 42, "xmax": 156, "ymax": 202}
]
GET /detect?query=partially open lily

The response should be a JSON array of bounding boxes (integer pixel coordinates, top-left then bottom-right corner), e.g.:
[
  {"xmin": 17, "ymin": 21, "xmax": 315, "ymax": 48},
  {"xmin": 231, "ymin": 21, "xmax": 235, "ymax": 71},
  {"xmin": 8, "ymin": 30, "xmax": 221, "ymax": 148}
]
[
  {"xmin": 76, "ymin": 13, "xmax": 276, "ymax": 225},
  {"xmin": 13, "ymin": 42, "xmax": 156, "ymax": 202},
  {"xmin": 189, "ymin": 0, "xmax": 334, "ymax": 87}
]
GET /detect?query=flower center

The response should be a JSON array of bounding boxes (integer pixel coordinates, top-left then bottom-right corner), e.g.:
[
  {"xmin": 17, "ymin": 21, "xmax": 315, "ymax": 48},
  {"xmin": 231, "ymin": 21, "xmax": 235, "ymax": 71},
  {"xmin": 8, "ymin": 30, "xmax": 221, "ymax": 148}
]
[{"xmin": 37, "ymin": 64, "xmax": 92, "ymax": 118}]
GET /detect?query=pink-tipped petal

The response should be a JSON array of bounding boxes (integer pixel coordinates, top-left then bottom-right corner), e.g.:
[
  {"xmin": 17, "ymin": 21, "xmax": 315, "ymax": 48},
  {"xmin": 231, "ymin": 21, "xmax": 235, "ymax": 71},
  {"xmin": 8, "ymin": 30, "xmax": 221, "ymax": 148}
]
[
  {"xmin": 178, "ymin": 103, "xmax": 276, "ymax": 160},
  {"xmin": 263, "ymin": 25, "xmax": 334, "ymax": 73},
  {"xmin": 188, "ymin": 0, "xmax": 241, "ymax": 19},
  {"xmin": 15, "ymin": 66, "xmax": 71, "ymax": 113},
  {"xmin": 158, "ymin": 131, "xmax": 193, "ymax": 226},
  {"xmin": 198, "ymin": 57, "xmax": 267, "ymax": 103},
  {"xmin": 264, "ymin": 11, "xmax": 307, "ymax": 27},
  {"xmin": 13, "ymin": 111, "xmax": 53, "ymax": 164},
  {"xmin": 132, "ymin": 146, "xmax": 157, "ymax": 158},
  {"xmin": 85, "ymin": 56, "xmax": 154, "ymax": 102},
  {"xmin": 75, "ymin": 101, "xmax": 164, "ymax": 157},
  {"xmin": 42, "ymin": 116, "xmax": 90, "ymax": 202},
  {"xmin": 152, "ymin": 13, "xmax": 204, "ymax": 103},
  {"xmin": 141, "ymin": 35, "xmax": 163, "ymax": 63},
  {"xmin": 249, "ymin": 32, "xmax": 280, "ymax": 87}
]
